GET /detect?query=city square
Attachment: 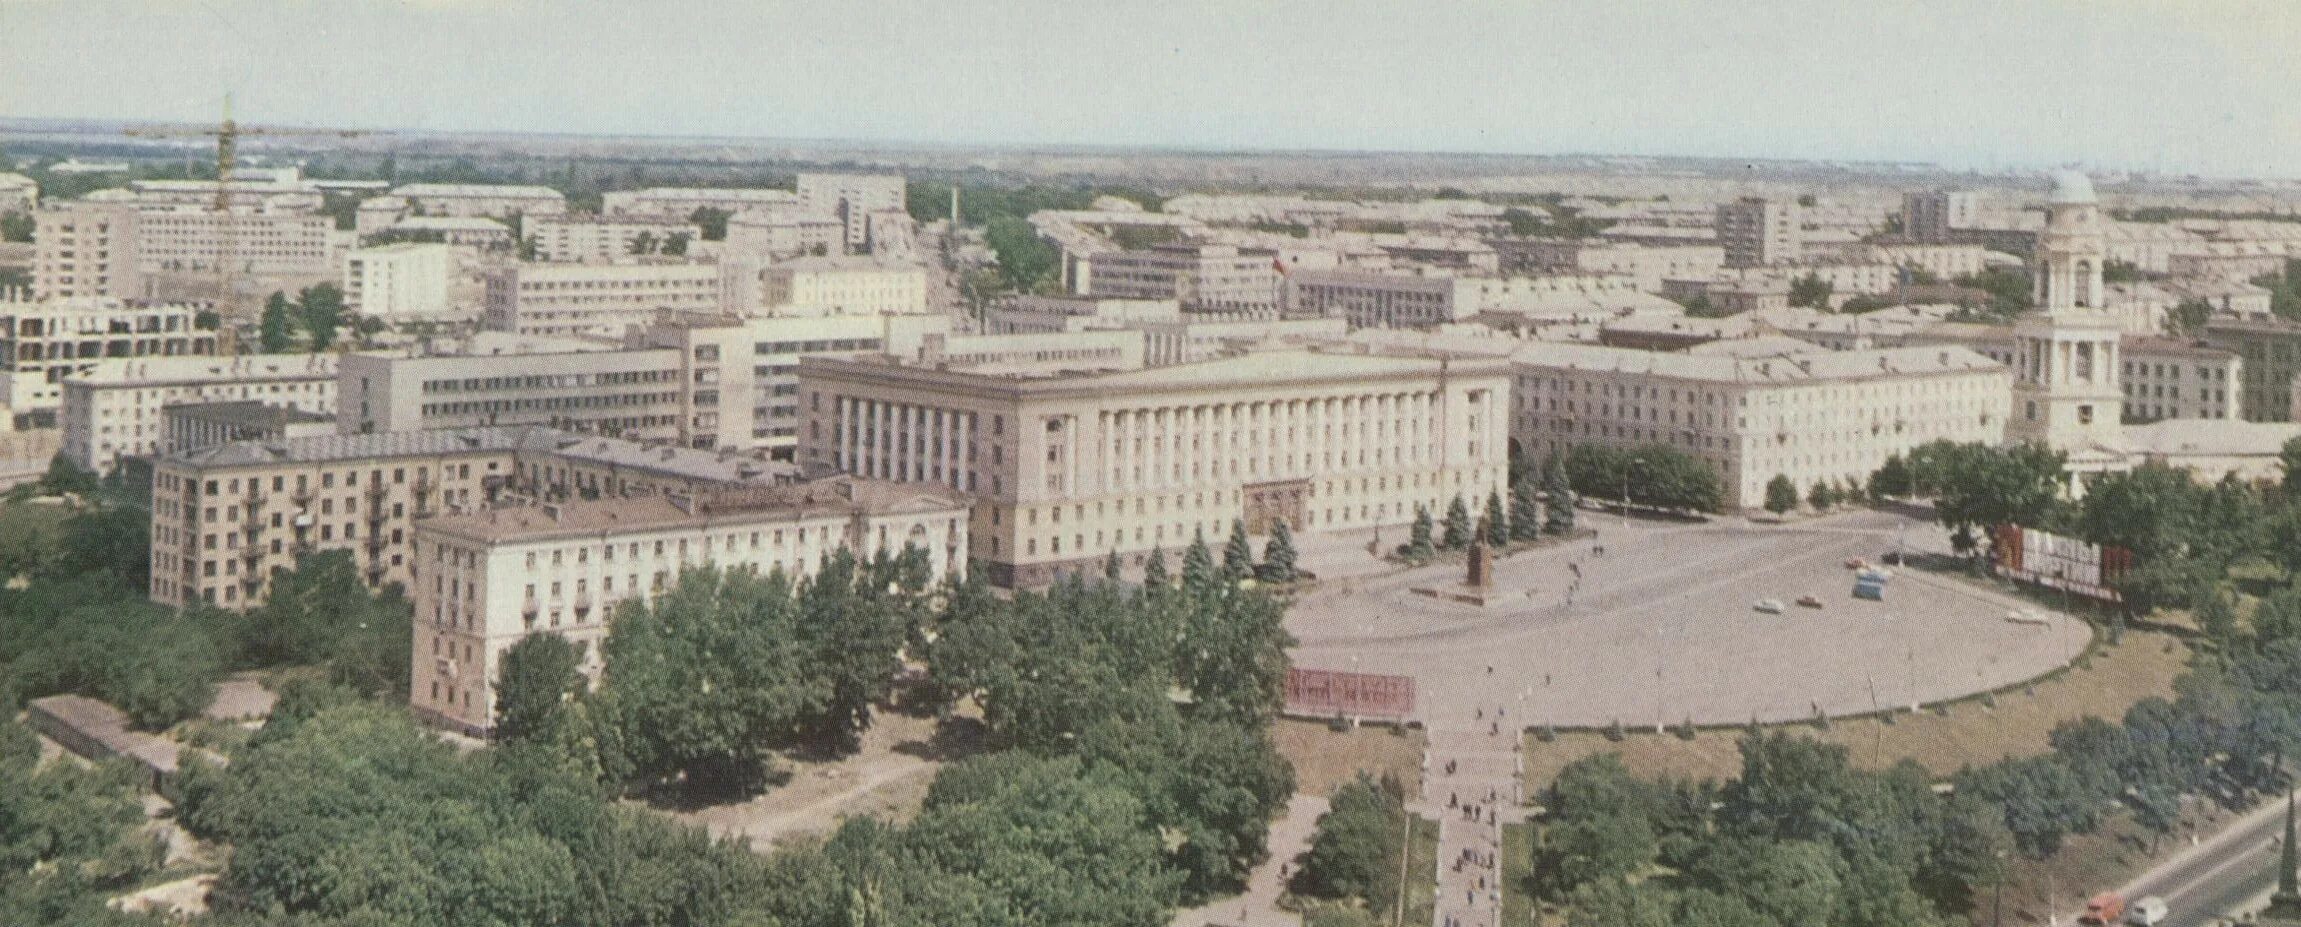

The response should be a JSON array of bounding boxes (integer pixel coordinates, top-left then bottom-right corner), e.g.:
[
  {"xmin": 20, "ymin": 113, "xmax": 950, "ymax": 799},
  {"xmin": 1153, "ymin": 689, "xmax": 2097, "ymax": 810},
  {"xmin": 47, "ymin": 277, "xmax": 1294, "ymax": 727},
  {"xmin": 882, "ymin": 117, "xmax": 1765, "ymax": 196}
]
[{"xmin": 1289, "ymin": 508, "xmax": 2094, "ymax": 731}]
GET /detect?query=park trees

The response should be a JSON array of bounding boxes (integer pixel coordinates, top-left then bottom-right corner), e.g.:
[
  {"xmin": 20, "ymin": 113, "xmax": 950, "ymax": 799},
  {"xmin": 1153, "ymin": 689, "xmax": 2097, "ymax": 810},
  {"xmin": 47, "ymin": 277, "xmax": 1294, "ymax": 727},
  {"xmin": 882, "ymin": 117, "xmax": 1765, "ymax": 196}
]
[
  {"xmin": 494, "ymin": 633, "xmax": 586, "ymax": 745},
  {"xmin": 1223, "ymin": 519, "xmax": 1255, "ymax": 584},
  {"xmin": 1484, "ymin": 491, "xmax": 1510, "ymax": 546},
  {"xmin": 1870, "ymin": 453, "xmax": 1913, "ymax": 499},
  {"xmin": 259, "ymin": 291, "xmax": 297, "ymax": 352},
  {"xmin": 1903, "ymin": 440, "xmax": 2066, "ymax": 555},
  {"xmin": 1764, "ymin": 474, "xmax": 1799, "ymax": 515},
  {"xmin": 1260, "ymin": 520, "xmax": 1299, "ymax": 582},
  {"xmin": 1406, "ymin": 506, "xmax": 1437, "ymax": 559},
  {"xmin": 1299, "ymin": 773, "xmax": 1408, "ymax": 913},
  {"xmin": 1808, "ymin": 479, "xmax": 1837, "ymax": 511},
  {"xmin": 1564, "ymin": 444, "xmax": 1723, "ymax": 514},
  {"xmin": 1789, "ymin": 273, "xmax": 1833, "ymax": 309}
]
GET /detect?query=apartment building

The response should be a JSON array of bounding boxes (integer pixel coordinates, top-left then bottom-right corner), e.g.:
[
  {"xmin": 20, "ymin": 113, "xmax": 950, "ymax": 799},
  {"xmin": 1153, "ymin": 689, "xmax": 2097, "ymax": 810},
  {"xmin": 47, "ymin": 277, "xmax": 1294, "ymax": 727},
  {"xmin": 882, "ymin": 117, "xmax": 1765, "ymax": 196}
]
[
  {"xmin": 625, "ymin": 310, "xmax": 950, "ymax": 453},
  {"xmin": 61, "ymin": 353, "xmax": 337, "ymax": 472},
  {"xmin": 408, "ymin": 476, "xmax": 967, "ymax": 735},
  {"xmin": 1486, "ymin": 239, "xmax": 1723, "ymax": 291},
  {"xmin": 744, "ymin": 256, "xmax": 928, "ymax": 316},
  {"xmin": 1902, "ymin": 192, "xmax": 1986, "ymax": 244},
  {"xmin": 799, "ymin": 347, "xmax": 1511, "ymax": 587},
  {"xmin": 1862, "ymin": 243, "xmax": 1989, "ymax": 281},
  {"xmin": 160, "ymin": 401, "xmax": 335, "ymax": 457},
  {"xmin": 33, "ymin": 202, "xmax": 144, "ymax": 300},
  {"xmin": 2120, "ymin": 337, "xmax": 2241, "ymax": 423},
  {"xmin": 0, "ymin": 297, "xmax": 224, "ymax": 428},
  {"xmin": 480, "ymin": 260, "xmax": 722, "ymax": 337},
  {"xmin": 1510, "ymin": 342, "xmax": 2010, "ymax": 511},
  {"xmin": 1285, "ymin": 271, "xmax": 1478, "ymax": 328},
  {"xmin": 524, "ymin": 215, "xmax": 703, "ymax": 264},
  {"xmin": 1084, "ymin": 243, "xmax": 1282, "ymax": 314},
  {"xmin": 601, "ymin": 187, "xmax": 801, "ymax": 219},
  {"xmin": 344, "ymin": 243, "xmax": 452, "ymax": 318},
  {"xmin": 2203, "ymin": 314, "xmax": 2301, "ymax": 422},
  {"xmin": 388, "ymin": 184, "xmax": 567, "ymax": 219},
  {"xmin": 127, "ymin": 208, "xmax": 336, "ymax": 278},
  {"xmin": 1716, "ymin": 198, "xmax": 1803, "ymax": 267},
  {"xmin": 0, "ymin": 173, "xmax": 36, "ymax": 213},
  {"xmin": 337, "ymin": 342, "xmax": 685, "ymax": 439},
  {"xmin": 723, "ymin": 213, "xmax": 845, "ymax": 264},
  {"xmin": 982, "ymin": 296, "xmax": 1183, "ymax": 335},
  {"xmin": 148, "ymin": 425, "xmax": 794, "ymax": 609},
  {"xmin": 795, "ymin": 173, "xmax": 906, "ymax": 251}
]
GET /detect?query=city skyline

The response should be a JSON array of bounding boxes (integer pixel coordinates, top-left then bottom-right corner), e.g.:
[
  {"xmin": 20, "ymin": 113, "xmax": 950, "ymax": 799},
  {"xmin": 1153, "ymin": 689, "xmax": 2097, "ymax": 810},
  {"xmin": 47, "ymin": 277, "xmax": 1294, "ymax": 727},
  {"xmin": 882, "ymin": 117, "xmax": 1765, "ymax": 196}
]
[{"xmin": 4, "ymin": 0, "xmax": 2300, "ymax": 178}]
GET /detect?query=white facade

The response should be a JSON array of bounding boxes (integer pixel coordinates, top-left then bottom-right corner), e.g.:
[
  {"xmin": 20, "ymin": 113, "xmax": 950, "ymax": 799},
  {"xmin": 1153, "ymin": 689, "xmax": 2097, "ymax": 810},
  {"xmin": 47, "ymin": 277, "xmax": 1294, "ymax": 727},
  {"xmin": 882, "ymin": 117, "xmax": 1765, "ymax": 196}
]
[
  {"xmin": 799, "ymin": 348, "xmax": 1512, "ymax": 587},
  {"xmin": 0, "ymin": 173, "xmax": 37, "ymax": 213},
  {"xmin": 2009, "ymin": 173, "xmax": 2126, "ymax": 457},
  {"xmin": 0, "ymin": 297, "xmax": 224, "ymax": 429},
  {"xmin": 601, "ymin": 187, "xmax": 801, "ymax": 219},
  {"xmin": 61, "ymin": 353, "xmax": 337, "ymax": 472},
  {"xmin": 344, "ymin": 243, "xmax": 452, "ymax": 318},
  {"xmin": 409, "ymin": 477, "xmax": 969, "ymax": 735},
  {"xmin": 524, "ymin": 215, "xmax": 703, "ymax": 264},
  {"xmin": 2120, "ymin": 337, "xmax": 2239, "ymax": 423},
  {"xmin": 744, "ymin": 257, "xmax": 927, "ymax": 316},
  {"xmin": 1717, "ymin": 198, "xmax": 1803, "ymax": 267},
  {"xmin": 481, "ymin": 260, "xmax": 722, "ymax": 337},
  {"xmin": 625, "ymin": 310, "xmax": 951, "ymax": 453},
  {"xmin": 1511, "ymin": 341, "xmax": 2011, "ymax": 510},
  {"xmin": 388, "ymin": 184, "xmax": 567, "ymax": 220},
  {"xmin": 795, "ymin": 173, "xmax": 906, "ymax": 251}
]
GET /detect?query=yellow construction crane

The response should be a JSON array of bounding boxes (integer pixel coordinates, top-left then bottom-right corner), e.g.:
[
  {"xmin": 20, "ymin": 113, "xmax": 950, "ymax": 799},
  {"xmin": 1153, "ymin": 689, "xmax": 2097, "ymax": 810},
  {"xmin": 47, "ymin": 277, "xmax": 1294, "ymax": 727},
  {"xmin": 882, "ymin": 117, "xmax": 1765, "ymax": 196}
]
[
  {"xmin": 120, "ymin": 95, "xmax": 372, "ymax": 308},
  {"xmin": 122, "ymin": 94, "xmax": 369, "ymax": 209}
]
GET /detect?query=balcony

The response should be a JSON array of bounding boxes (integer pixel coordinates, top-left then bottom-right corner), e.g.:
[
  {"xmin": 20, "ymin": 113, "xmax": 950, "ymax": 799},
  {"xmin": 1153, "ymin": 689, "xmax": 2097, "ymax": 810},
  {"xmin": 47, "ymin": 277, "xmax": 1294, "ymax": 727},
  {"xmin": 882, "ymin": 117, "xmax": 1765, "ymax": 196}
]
[
  {"xmin": 291, "ymin": 487, "xmax": 314, "ymax": 506},
  {"xmin": 365, "ymin": 483, "xmax": 388, "ymax": 505}
]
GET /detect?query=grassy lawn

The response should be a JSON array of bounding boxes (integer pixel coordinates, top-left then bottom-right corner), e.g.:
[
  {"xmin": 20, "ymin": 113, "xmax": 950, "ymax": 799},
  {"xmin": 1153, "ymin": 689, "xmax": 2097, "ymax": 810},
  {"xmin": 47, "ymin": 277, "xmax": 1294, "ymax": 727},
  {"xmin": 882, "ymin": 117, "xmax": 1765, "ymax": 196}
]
[
  {"xmin": 1276, "ymin": 717, "xmax": 1425, "ymax": 798},
  {"xmin": 1521, "ymin": 629, "xmax": 2189, "ymax": 789},
  {"xmin": 1402, "ymin": 815, "xmax": 1439, "ymax": 927},
  {"xmin": 1500, "ymin": 821, "xmax": 1538, "ymax": 927}
]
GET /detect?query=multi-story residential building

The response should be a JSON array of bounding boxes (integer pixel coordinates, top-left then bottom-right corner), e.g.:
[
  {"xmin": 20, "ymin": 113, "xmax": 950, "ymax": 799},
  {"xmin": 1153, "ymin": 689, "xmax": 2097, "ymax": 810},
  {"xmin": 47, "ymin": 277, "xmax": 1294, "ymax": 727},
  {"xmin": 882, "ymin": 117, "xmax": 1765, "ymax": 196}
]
[
  {"xmin": 1902, "ymin": 191, "xmax": 1985, "ymax": 244},
  {"xmin": 722, "ymin": 212, "xmax": 845, "ymax": 264},
  {"xmin": 1716, "ymin": 198, "xmax": 1803, "ymax": 267},
  {"xmin": 737, "ymin": 256, "xmax": 928, "ymax": 316},
  {"xmin": 1084, "ymin": 243, "xmax": 1282, "ymax": 314},
  {"xmin": 148, "ymin": 425, "xmax": 795, "ymax": 610},
  {"xmin": 387, "ymin": 184, "xmax": 567, "ymax": 220},
  {"xmin": 0, "ymin": 297, "xmax": 224, "ymax": 429},
  {"xmin": 33, "ymin": 202, "xmax": 144, "ymax": 300},
  {"xmin": 1485, "ymin": 239, "xmax": 1724, "ymax": 292},
  {"xmin": 624, "ymin": 310, "xmax": 950, "ymax": 453},
  {"xmin": 798, "ymin": 347, "xmax": 1511, "ymax": 586},
  {"xmin": 1510, "ymin": 342, "xmax": 2010, "ymax": 510},
  {"xmin": 601, "ymin": 187, "xmax": 802, "ymax": 219},
  {"xmin": 160, "ymin": 401, "xmax": 335, "ymax": 457},
  {"xmin": 344, "ymin": 243, "xmax": 452, "ymax": 318},
  {"xmin": 2203, "ymin": 314, "xmax": 2301, "ymax": 422},
  {"xmin": 480, "ymin": 260, "xmax": 722, "ymax": 337},
  {"xmin": 2120, "ymin": 337, "xmax": 2241, "ymax": 423},
  {"xmin": 983, "ymin": 296, "xmax": 1184, "ymax": 335},
  {"xmin": 117, "ymin": 176, "xmax": 324, "ymax": 214},
  {"xmin": 523, "ymin": 215, "xmax": 703, "ymax": 264},
  {"xmin": 408, "ymin": 476, "xmax": 967, "ymax": 735},
  {"xmin": 61, "ymin": 353, "xmax": 337, "ymax": 471},
  {"xmin": 34, "ymin": 200, "xmax": 339, "ymax": 301},
  {"xmin": 337, "ymin": 341, "xmax": 684, "ymax": 439},
  {"xmin": 1285, "ymin": 270, "xmax": 1478, "ymax": 328},
  {"xmin": 795, "ymin": 173, "xmax": 906, "ymax": 251}
]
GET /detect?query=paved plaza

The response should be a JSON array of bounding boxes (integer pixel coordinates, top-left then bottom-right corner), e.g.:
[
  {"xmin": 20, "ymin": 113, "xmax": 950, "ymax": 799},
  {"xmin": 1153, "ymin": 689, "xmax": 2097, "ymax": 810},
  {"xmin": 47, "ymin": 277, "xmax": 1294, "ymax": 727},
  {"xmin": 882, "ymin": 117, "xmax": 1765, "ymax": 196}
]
[{"xmin": 1288, "ymin": 508, "xmax": 2092, "ymax": 731}]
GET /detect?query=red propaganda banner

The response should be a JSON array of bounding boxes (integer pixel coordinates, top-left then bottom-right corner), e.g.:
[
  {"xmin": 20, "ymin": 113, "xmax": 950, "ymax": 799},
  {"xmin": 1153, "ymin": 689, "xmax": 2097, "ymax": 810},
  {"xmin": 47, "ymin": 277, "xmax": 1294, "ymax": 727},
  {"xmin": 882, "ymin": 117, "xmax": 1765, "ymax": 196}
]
[
  {"xmin": 1285, "ymin": 667, "xmax": 1416, "ymax": 721},
  {"xmin": 1991, "ymin": 524, "xmax": 2132, "ymax": 604}
]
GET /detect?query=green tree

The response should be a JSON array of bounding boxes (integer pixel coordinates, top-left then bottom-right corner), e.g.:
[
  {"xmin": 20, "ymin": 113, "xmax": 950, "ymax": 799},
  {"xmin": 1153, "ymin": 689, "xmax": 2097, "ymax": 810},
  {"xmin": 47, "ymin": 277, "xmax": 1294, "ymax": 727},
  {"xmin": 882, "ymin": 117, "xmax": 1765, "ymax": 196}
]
[
  {"xmin": 1483, "ymin": 490, "xmax": 1510, "ymax": 546},
  {"xmin": 1104, "ymin": 549, "xmax": 1124, "ymax": 583},
  {"xmin": 494, "ymin": 633, "xmax": 586, "ymax": 744},
  {"xmin": 1300, "ymin": 773, "xmax": 1406, "ymax": 911},
  {"xmin": 1511, "ymin": 480, "xmax": 1543, "ymax": 542},
  {"xmin": 52, "ymin": 503, "xmax": 149, "ymax": 592},
  {"xmin": 1143, "ymin": 546, "xmax": 1169, "ymax": 589},
  {"xmin": 1565, "ymin": 445, "xmax": 1725, "ymax": 514},
  {"xmin": 593, "ymin": 567, "xmax": 814, "ymax": 796},
  {"xmin": 662, "ymin": 231, "xmax": 691, "ymax": 256},
  {"xmin": 1764, "ymin": 474, "xmax": 1799, "ymax": 515},
  {"xmin": 1808, "ymin": 479, "xmax": 1837, "ymax": 511},
  {"xmin": 1870, "ymin": 453, "xmax": 1913, "ymax": 499},
  {"xmin": 1260, "ymin": 520, "xmax": 1298, "ymax": 583},
  {"xmin": 1183, "ymin": 529, "xmax": 1217, "ymax": 596},
  {"xmin": 37, "ymin": 453, "xmax": 98, "ymax": 498},
  {"xmin": 1545, "ymin": 455, "xmax": 1577, "ymax": 533},
  {"xmin": 295, "ymin": 283, "xmax": 346, "ymax": 351},
  {"xmin": 1906, "ymin": 440, "xmax": 2067, "ymax": 557},
  {"xmin": 1221, "ymin": 519, "xmax": 1254, "ymax": 584},
  {"xmin": 628, "ymin": 230, "xmax": 660, "ymax": 255},
  {"xmin": 1540, "ymin": 754, "xmax": 1663, "ymax": 896},
  {"xmin": 1442, "ymin": 495, "xmax": 1472, "ymax": 549},
  {"xmin": 2197, "ymin": 589, "xmax": 2242, "ymax": 651},
  {"xmin": 1789, "ymin": 273, "xmax": 1834, "ymax": 309},
  {"xmin": 688, "ymin": 206, "xmax": 732, "ymax": 241},
  {"xmin": 1406, "ymin": 506, "xmax": 1436, "ymax": 560},
  {"xmin": 0, "ymin": 211, "xmax": 32, "ymax": 243},
  {"xmin": 2169, "ymin": 297, "xmax": 2215, "ymax": 339}
]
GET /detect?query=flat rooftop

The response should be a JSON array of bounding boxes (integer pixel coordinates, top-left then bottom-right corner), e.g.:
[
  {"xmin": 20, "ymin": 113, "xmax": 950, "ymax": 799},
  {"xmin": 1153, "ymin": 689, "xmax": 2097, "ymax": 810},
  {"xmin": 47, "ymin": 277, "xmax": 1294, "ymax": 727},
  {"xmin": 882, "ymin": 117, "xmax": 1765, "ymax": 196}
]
[{"xmin": 421, "ymin": 476, "xmax": 962, "ymax": 545}]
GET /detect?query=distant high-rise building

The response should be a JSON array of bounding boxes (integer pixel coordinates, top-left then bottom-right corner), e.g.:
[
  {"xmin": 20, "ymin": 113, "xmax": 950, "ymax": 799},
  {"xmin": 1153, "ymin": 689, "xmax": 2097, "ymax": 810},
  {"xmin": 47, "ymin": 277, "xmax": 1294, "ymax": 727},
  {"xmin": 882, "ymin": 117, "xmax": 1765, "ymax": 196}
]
[
  {"xmin": 1715, "ymin": 198, "xmax": 1802, "ymax": 268},
  {"xmin": 796, "ymin": 173, "xmax": 906, "ymax": 252},
  {"xmin": 1902, "ymin": 191, "xmax": 1984, "ymax": 244}
]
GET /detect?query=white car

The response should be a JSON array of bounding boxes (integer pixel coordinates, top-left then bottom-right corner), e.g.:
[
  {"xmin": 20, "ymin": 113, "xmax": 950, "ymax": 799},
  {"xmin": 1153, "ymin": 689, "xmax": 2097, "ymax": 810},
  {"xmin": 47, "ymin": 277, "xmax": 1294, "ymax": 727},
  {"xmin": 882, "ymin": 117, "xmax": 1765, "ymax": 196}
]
[{"xmin": 1754, "ymin": 599, "xmax": 1786, "ymax": 614}]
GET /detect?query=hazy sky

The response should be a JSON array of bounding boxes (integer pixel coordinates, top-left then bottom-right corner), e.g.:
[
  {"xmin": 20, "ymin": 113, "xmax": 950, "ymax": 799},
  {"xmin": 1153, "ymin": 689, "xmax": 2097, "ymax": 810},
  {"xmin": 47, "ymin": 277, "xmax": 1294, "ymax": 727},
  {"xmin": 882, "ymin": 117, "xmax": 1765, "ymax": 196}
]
[{"xmin": 3, "ymin": 0, "xmax": 2298, "ymax": 177}]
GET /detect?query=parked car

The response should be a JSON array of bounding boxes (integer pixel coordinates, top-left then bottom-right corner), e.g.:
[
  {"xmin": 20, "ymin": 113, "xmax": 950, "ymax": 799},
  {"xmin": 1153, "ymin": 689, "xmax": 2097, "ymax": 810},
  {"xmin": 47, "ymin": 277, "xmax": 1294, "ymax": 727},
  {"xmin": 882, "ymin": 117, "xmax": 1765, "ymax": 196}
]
[
  {"xmin": 2125, "ymin": 896, "xmax": 2167, "ymax": 927},
  {"xmin": 1796, "ymin": 595, "xmax": 1823, "ymax": 609},
  {"xmin": 1844, "ymin": 557, "xmax": 1868, "ymax": 569},
  {"xmin": 1754, "ymin": 599, "xmax": 1786, "ymax": 614}
]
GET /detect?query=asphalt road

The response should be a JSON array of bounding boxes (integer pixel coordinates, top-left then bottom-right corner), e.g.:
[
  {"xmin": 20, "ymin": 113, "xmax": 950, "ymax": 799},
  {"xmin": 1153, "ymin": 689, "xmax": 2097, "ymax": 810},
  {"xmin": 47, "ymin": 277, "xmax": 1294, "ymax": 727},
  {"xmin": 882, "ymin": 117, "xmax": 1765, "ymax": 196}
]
[{"xmin": 2084, "ymin": 798, "xmax": 2290, "ymax": 927}]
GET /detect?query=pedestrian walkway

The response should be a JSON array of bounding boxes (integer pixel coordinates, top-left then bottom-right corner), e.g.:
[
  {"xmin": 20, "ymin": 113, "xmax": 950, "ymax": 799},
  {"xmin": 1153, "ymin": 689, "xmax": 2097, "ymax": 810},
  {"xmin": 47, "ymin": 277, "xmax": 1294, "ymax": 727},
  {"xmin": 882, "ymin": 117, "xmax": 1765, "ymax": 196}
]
[
  {"xmin": 1169, "ymin": 794, "xmax": 1329, "ymax": 927},
  {"xmin": 1419, "ymin": 717, "xmax": 1525, "ymax": 927}
]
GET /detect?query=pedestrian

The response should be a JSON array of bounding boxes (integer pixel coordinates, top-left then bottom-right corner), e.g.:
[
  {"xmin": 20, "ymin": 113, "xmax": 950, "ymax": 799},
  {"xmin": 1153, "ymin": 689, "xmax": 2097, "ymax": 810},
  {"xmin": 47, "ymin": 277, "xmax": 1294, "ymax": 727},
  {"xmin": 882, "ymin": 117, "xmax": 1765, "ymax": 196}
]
[
  {"xmin": 1545, "ymin": 672, "xmax": 1552, "ymax": 686},
  {"xmin": 1486, "ymin": 664, "xmax": 1494, "ymax": 674},
  {"xmin": 1475, "ymin": 707, "xmax": 1483, "ymax": 720},
  {"xmin": 1490, "ymin": 721, "xmax": 1499, "ymax": 735}
]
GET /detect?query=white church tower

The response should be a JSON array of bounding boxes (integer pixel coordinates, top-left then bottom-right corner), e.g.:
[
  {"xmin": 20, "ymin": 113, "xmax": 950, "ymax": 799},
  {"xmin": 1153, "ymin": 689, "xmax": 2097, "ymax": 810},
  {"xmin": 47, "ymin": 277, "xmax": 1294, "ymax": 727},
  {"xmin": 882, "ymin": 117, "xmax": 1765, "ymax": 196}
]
[{"xmin": 2008, "ymin": 171, "xmax": 2126, "ymax": 461}]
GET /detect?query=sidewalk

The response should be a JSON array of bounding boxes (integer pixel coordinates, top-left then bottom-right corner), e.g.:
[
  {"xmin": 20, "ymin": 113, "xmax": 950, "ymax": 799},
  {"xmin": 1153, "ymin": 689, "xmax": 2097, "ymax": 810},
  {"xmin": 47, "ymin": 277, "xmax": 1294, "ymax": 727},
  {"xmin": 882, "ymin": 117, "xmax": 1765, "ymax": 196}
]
[
  {"xmin": 1169, "ymin": 794, "xmax": 1330, "ymax": 927},
  {"xmin": 1421, "ymin": 723, "xmax": 1524, "ymax": 927}
]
